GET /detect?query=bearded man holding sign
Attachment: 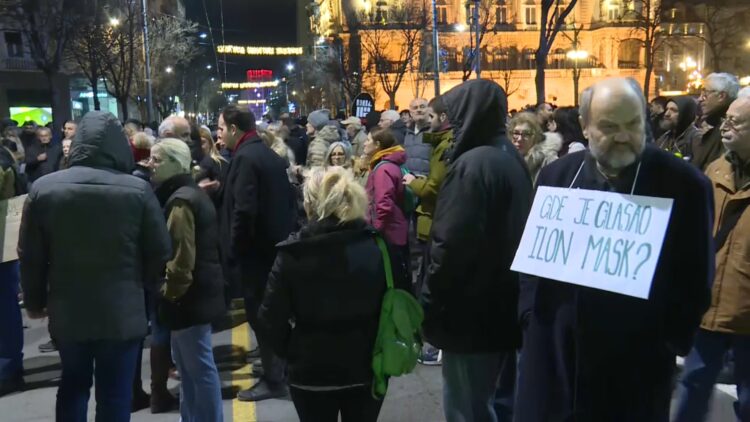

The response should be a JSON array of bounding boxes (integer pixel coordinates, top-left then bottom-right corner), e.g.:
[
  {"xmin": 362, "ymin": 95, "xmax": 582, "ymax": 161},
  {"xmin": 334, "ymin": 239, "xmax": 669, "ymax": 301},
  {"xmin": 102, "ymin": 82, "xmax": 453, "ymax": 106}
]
[{"xmin": 514, "ymin": 78, "xmax": 715, "ymax": 421}]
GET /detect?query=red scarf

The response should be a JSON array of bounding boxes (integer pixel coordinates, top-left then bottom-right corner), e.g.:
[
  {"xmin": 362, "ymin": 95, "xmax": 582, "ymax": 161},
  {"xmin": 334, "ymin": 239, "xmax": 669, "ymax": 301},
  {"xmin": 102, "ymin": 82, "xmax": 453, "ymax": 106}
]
[{"xmin": 233, "ymin": 130, "xmax": 258, "ymax": 153}]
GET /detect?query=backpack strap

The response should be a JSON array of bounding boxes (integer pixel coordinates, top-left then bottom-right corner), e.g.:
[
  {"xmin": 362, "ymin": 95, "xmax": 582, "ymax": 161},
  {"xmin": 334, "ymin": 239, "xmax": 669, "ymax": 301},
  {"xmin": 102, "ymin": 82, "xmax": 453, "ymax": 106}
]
[
  {"xmin": 715, "ymin": 197, "xmax": 750, "ymax": 252},
  {"xmin": 375, "ymin": 236, "xmax": 394, "ymax": 290}
]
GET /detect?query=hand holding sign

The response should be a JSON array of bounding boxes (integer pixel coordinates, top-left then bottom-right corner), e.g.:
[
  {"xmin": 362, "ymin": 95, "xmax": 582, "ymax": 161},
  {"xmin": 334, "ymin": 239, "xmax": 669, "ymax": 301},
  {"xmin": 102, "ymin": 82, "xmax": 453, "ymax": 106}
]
[{"xmin": 511, "ymin": 187, "xmax": 673, "ymax": 299}]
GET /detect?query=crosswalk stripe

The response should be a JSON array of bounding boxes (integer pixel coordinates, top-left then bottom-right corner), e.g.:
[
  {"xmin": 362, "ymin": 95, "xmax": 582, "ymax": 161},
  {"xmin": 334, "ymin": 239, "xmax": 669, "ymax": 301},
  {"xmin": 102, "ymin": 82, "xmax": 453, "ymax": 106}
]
[{"xmin": 231, "ymin": 322, "xmax": 257, "ymax": 421}]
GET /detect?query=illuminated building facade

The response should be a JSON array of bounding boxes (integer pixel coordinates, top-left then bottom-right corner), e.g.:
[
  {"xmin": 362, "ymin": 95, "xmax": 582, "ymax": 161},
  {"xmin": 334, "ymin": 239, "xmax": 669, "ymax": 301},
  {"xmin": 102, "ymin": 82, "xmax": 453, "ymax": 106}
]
[{"xmin": 311, "ymin": 0, "xmax": 659, "ymax": 110}]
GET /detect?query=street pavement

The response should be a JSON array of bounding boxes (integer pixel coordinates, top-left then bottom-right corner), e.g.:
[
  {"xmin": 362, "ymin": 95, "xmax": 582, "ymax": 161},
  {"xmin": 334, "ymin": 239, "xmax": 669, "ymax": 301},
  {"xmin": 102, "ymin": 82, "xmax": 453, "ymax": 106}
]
[{"xmin": 0, "ymin": 309, "xmax": 738, "ymax": 421}]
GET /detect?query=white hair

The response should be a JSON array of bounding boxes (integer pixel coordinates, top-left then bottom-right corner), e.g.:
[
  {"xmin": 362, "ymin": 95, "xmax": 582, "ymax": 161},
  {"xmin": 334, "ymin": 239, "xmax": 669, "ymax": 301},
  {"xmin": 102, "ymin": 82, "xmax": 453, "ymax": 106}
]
[
  {"xmin": 152, "ymin": 138, "xmax": 191, "ymax": 173},
  {"xmin": 158, "ymin": 118, "xmax": 176, "ymax": 138},
  {"xmin": 738, "ymin": 86, "xmax": 750, "ymax": 99},
  {"xmin": 381, "ymin": 110, "xmax": 400, "ymax": 122},
  {"xmin": 705, "ymin": 73, "xmax": 740, "ymax": 100}
]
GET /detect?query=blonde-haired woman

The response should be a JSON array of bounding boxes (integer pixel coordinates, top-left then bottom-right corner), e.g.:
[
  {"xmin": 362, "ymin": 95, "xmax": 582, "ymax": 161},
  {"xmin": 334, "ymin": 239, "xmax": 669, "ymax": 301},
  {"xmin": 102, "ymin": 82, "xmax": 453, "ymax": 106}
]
[
  {"xmin": 259, "ymin": 167, "xmax": 407, "ymax": 422},
  {"xmin": 149, "ymin": 138, "xmax": 225, "ymax": 422},
  {"xmin": 509, "ymin": 111, "xmax": 562, "ymax": 184},
  {"xmin": 196, "ymin": 126, "xmax": 226, "ymax": 192}
]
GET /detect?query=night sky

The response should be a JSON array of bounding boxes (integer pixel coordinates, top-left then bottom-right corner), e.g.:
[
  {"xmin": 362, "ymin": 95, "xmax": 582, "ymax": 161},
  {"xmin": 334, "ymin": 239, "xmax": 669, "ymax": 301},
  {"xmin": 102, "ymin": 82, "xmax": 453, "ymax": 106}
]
[{"xmin": 185, "ymin": 0, "xmax": 299, "ymax": 81}]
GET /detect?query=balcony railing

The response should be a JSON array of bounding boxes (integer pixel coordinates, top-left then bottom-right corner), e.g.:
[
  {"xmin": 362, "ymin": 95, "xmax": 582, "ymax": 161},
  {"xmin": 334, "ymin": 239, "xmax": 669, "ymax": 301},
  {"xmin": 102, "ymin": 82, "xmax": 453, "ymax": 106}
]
[{"xmin": 2, "ymin": 57, "xmax": 36, "ymax": 71}]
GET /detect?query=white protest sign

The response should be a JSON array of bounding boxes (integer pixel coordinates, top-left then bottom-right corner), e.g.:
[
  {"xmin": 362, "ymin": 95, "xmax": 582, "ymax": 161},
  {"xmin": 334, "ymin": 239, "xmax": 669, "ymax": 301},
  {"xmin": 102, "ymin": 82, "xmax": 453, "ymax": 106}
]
[
  {"xmin": 0, "ymin": 194, "xmax": 26, "ymax": 263},
  {"xmin": 511, "ymin": 186, "xmax": 673, "ymax": 299}
]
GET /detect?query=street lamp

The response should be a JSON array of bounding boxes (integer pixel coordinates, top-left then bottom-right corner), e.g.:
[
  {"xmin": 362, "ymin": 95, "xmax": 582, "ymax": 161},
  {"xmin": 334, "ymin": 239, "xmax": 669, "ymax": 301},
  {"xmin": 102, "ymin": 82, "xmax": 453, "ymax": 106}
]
[
  {"xmin": 206, "ymin": 64, "xmax": 212, "ymax": 70},
  {"xmin": 567, "ymin": 49, "xmax": 588, "ymax": 106},
  {"xmin": 454, "ymin": 23, "xmax": 467, "ymax": 31},
  {"xmin": 165, "ymin": 66, "xmax": 173, "ymax": 73},
  {"xmin": 199, "ymin": 32, "xmax": 207, "ymax": 39},
  {"xmin": 286, "ymin": 63, "xmax": 295, "ymax": 72},
  {"xmin": 109, "ymin": 17, "xmax": 120, "ymax": 27}
]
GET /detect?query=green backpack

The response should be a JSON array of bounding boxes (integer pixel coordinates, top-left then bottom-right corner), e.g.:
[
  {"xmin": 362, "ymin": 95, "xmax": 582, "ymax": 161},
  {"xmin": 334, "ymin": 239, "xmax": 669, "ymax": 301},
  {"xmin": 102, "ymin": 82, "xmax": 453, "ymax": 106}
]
[
  {"xmin": 371, "ymin": 236, "xmax": 424, "ymax": 399},
  {"xmin": 374, "ymin": 160, "xmax": 418, "ymax": 217}
]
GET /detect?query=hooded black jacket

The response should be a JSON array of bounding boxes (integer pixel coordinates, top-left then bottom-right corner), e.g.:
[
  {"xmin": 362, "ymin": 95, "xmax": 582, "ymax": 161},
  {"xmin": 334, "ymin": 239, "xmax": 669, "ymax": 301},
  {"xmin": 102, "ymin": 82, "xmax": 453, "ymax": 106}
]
[
  {"xmin": 19, "ymin": 111, "xmax": 172, "ymax": 342},
  {"xmin": 656, "ymin": 96, "xmax": 699, "ymax": 157},
  {"xmin": 421, "ymin": 80, "xmax": 533, "ymax": 353}
]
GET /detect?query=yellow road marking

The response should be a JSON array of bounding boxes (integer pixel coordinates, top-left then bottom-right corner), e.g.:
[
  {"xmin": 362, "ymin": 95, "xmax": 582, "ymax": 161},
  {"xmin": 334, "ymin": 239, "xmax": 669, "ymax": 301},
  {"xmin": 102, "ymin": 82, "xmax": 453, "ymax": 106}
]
[{"xmin": 231, "ymin": 322, "xmax": 257, "ymax": 421}]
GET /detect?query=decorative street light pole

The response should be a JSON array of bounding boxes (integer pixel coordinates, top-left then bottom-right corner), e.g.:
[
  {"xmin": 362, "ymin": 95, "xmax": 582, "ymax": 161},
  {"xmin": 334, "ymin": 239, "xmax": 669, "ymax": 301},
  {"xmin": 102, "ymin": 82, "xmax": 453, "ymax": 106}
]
[
  {"xmin": 141, "ymin": 0, "xmax": 154, "ymax": 123},
  {"xmin": 432, "ymin": 0, "xmax": 441, "ymax": 96},
  {"xmin": 473, "ymin": 0, "xmax": 481, "ymax": 79}
]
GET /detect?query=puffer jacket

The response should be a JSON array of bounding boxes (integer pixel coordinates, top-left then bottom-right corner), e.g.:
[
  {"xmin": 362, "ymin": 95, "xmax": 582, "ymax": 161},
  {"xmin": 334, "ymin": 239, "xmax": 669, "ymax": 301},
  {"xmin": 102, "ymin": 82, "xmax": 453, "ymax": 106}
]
[
  {"xmin": 525, "ymin": 132, "xmax": 563, "ymax": 185},
  {"xmin": 18, "ymin": 111, "xmax": 172, "ymax": 342},
  {"xmin": 404, "ymin": 127, "xmax": 432, "ymax": 176},
  {"xmin": 365, "ymin": 146, "xmax": 408, "ymax": 246},
  {"xmin": 409, "ymin": 128, "xmax": 453, "ymax": 240},
  {"xmin": 702, "ymin": 155, "xmax": 750, "ymax": 334},
  {"xmin": 306, "ymin": 125, "xmax": 340, "ymax": 168},
  {"xmin": 259, "ymin": 219, "xmax": 410, "ymax": 387}
]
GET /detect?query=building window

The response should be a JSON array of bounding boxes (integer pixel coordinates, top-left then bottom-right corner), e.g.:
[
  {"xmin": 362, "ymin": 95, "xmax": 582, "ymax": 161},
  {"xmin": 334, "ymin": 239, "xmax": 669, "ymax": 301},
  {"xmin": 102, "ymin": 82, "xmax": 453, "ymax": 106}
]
[
  {"xmin": 618, "ymin": 38, "xmax": 641, "ymax": 69},
  {"xmin": 496, "ymin": 5, "xmax": 508, "ymax": 24},
  {"xmin": 4, "ymin": 32, "xmax": 22, "ymax": 58},
  {"xmin": 525, "ymin": 6, "xmax": 537, "ymax": 25},
  {"xmin": 605, "ymin": 1, "xmax": 621, "ymax": 21},
  {"xmin": 437, "ymin": 5, "xmax": 448, "ymax": 24}
]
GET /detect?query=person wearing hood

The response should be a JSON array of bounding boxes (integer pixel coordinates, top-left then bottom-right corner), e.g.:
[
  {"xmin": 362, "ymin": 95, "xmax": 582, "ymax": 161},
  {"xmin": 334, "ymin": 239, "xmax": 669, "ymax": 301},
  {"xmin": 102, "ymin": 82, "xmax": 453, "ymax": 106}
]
[
  {"xmin": 217, "ymin": 105, "xmax": 297, "ymax": 402},
  {"xmin": 509, "ymin": 111, "xmax": 563, "ymax": 185},
  {"xmin": 657, "ymin": 96, "xmax": 700, "ymax": 159},
  {"xmin": 325, "ymin": 141, "xmax": 352, "ymax": 169},
  {"xmin": 259, "ymin": 167, "xmax": 404, "ymax": 422},
  {"xmin": 149, "ymin": 138, "xmax": 225, "ymax": 422},
  {"xmin": 421, "ymin": 80, "xmax": 532, "ymax": 422},
  {"xmin": 306, "ymin": 109, "xmax": 334, "ymax": 168},
  {"xmin": 516, "ymin": 78, "xmax": 714, "ymax": 421},
  {"xmin": 693, "ymin": 73, "xmax": 739, "ymax": 171},
  {"xmin": 18, "ymin": 111, "xmax": 172, "ymax": 421},
  {"xmin": 342, "ymin": 116, "xmax": 368, "ymax": 157}
]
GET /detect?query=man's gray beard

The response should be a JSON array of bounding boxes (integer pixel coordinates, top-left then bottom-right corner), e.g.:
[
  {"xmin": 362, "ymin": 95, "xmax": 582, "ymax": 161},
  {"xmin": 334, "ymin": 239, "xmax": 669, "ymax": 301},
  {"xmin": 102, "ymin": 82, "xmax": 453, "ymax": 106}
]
[{"xmin": 590, "ymin": 143, "xmax": 638, "ymax": 175}]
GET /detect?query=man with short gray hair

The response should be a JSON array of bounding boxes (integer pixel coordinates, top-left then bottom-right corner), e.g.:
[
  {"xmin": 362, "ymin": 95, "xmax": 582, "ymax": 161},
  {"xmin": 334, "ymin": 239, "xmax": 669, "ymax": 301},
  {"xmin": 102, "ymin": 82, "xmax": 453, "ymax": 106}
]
[
  {"xmin": 692, "ymin": 72, "xmax": 740, "ymax": 171},
  {"xmin": 158, "ymin": 116, "xmax": 191, "ymax": 144},
  {"xmin": 516, "ymin": 77, "xmax": 714, "ymax": 420}
]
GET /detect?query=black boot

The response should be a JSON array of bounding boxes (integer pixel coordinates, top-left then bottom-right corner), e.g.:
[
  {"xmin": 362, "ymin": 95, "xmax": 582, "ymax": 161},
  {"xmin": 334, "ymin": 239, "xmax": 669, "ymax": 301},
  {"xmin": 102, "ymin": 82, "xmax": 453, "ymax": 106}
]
[
  {"xmin": 237, "ymin": 378, "xmax": 287, "ymax": 402},
  {"xmin": 150, "ymin": 345, "xmax": 178, "ymax": 413}
]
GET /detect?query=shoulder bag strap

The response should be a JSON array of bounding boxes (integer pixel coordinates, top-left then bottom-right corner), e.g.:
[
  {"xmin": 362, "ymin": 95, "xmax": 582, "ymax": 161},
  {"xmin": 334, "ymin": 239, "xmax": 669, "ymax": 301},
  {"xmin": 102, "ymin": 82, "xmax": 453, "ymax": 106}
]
[{"xmin": 375, "ymin": 236, "xmax": 394, "ymax": 290}]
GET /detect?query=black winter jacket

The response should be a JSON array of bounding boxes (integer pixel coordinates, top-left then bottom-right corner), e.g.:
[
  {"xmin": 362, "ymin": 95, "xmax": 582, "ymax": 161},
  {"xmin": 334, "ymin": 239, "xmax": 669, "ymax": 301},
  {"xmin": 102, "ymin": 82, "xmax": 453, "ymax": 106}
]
[
  {"xmin": 155, "ymin": 174, "xmax": 225, "ymax": 330},
  {"xmin": 25, "ymin": 140, "xmax": 61, "ymax": 184},
  {"xmin": 218, "ymin": 134, "xmax": 297, "ymax": 297},
  {"xmin": 422, "ymin": 80, "xmax": 533, "ymax": 353},
  {"xmin": 259, "ymin": 219, "xmax": 408, "ymax": 387},
  {"xmin": 19, "ymin": 111, "xmax": 172, "ymax": 342}
]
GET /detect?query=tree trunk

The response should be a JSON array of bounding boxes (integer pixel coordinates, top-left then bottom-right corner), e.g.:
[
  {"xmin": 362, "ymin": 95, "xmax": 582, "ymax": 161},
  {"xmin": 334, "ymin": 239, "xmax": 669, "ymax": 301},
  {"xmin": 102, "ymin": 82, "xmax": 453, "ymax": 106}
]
[
  {"xmin": 644, "ymin": 50, "xmax": 653, "ymax": 99},
  {"xmin": 388, "ymin": 92, "xmax": 397, "ymax": 110},
  {"xmin": 45, "ymin": 71, "xmax": 65, "ymax": 135},
  {"xmin": 91, "ymin": 73, "xmax": 101, "ymax": 111},
  {"xmin": 535, "ymin": 57, "xmax": 547, "ymax": 105},
  {"xmin": 118, "ymin": 96, "xmax": 129, "ymax": 120}
]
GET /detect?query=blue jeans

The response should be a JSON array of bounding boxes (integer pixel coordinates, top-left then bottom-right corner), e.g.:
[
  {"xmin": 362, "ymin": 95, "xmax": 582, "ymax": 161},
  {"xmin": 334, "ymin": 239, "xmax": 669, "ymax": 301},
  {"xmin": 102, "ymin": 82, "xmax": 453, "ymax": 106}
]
[
  {"xmin": 0, "ymin": 261, "xmax": 22, "ymax": 381},
  {"xmin": 674, "ymin": 329, "xmax": 750, "ymax": 422},
  {"xmin": 56, "ymin": 339, "xmax": 141, "ymax": 422},
  {"xmin": 171, "ymin": 324, "xmax": 223, "ymax": 422},
  {"xmin": 442, "ymin": 351, "xmax": 514, "ymax": 422}
]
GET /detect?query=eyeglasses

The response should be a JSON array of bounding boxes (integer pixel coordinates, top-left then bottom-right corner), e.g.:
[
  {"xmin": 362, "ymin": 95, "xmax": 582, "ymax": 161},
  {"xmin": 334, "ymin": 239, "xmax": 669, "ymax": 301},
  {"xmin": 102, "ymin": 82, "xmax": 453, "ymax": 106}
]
[{"xmin": 512, "ymin": 130, "xmax": 533, "ymax": 138}]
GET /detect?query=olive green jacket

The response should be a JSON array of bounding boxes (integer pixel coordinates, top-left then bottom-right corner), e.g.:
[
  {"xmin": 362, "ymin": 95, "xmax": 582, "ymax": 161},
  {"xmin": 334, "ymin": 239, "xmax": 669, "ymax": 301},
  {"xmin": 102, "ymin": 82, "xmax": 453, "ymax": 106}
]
[{"xmin": 409, "ymin": 129, "xmax": 454, "ymax": 240}]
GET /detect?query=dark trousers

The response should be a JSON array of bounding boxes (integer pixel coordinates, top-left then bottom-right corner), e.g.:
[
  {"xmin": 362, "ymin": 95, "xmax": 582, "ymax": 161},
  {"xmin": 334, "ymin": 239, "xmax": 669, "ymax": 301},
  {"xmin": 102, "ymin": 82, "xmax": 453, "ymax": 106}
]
[
  {"xmin": 0, "ymin": 261, "xmax": 22, "ymax": 382},
  {"xmin": 244, "ymin": 285, "xmax": 285, "ymax": 385},
  {"xmin": 290, "ymin": 386, "xmax": 384, "ymax": 422},
  {"xmin": 443, "ymin": 351, "xmax": 511, "ymax": 422},
  {"xmin": 674, "ymin": 329, "xmax": 750, "ymax": 422},
  {"xmin": 56, "ymin": 339, "xmax": 141, "ymax": 422}
]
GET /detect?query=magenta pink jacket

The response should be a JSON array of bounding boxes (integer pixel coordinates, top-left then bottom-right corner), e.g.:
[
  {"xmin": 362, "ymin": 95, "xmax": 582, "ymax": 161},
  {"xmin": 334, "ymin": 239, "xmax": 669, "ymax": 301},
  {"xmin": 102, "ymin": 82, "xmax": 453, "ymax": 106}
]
[{"xmin": 365, "ymin": 149, "xmax": 408, "ymax": 246}]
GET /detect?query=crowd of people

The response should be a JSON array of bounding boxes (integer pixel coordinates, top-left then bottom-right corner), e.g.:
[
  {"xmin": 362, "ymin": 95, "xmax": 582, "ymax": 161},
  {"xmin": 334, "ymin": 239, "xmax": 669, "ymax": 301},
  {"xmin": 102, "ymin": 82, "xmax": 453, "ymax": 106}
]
[{"xmin": 0, "ymin": 71, "xmax": 749, "ymax": 422}]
